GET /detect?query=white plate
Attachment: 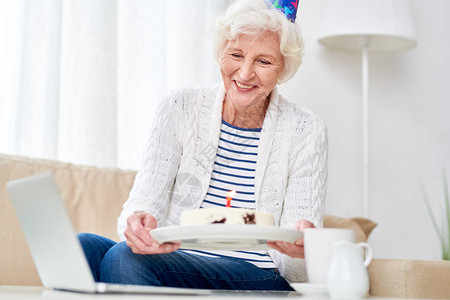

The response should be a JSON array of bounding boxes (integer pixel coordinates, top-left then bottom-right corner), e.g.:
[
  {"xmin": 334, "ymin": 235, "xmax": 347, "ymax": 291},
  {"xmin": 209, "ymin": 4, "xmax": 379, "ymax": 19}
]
[
  {"xmin": 150, "ymin": 225, "xmax": 302, "ymax": 251},
  {"xmin": 290, "ymin": 283, "xmax": 328, "ymax": 296}
]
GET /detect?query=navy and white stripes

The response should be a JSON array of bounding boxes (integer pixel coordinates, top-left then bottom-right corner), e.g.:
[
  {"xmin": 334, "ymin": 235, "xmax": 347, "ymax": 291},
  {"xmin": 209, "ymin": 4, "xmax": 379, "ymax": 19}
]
[{"xmin": 182, "ymin": 120, "xmax": 276, "ymax": 269}]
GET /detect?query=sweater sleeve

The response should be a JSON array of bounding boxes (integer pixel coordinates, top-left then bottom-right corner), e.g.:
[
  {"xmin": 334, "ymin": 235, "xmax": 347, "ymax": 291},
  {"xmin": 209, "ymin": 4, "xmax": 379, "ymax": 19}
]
[
  {"xmin": 284, "ymin": 114, "xmax": 328, "ymax": 228},
  {"xmin": 117, "ymin": 95, "xmax": 183, "ymax": 241},
  {"xmin": 269, "ymin": 112, "xmax": 328, "ymax": 282}
]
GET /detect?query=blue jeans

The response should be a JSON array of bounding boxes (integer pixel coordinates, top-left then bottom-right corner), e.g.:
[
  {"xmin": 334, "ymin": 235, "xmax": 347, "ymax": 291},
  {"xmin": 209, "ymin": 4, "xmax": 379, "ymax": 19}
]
[{"xmin": 78, "ymin": 233, "xmax": 293, "ymax": 291}]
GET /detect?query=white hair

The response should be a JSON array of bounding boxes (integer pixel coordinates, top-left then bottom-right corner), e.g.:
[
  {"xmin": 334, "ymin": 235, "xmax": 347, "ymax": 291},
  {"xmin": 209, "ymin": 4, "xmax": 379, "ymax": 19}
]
[{"xmin": 212, "ymin": 0, "xmax": 304, "ymax": 83}]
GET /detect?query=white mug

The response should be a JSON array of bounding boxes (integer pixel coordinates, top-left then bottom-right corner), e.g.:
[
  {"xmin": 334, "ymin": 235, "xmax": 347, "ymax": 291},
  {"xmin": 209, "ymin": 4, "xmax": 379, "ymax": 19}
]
[{"xmin": 304, "ymin": 228, "xmax": 356, "ymax": 284}]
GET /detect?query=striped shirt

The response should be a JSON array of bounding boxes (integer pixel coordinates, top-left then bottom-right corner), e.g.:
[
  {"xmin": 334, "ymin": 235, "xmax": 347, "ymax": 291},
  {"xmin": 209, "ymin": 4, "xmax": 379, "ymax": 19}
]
[{"xmin": 182, "ymin": 120, "xmax": 276, "ymax": 269}]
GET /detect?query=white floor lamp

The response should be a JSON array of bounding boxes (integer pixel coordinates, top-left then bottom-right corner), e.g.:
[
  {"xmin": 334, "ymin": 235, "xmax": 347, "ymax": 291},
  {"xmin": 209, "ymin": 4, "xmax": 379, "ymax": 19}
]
[{"xmin": 318, "ymin": 0, "xmax": 417, "ymax": 218}]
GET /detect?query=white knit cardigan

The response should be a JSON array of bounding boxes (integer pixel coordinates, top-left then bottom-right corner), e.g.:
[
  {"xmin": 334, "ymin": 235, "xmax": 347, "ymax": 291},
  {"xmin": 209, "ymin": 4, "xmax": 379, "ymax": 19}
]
[{"xmin": 117, "ymin": 84, "xmax": 328, "ymax": 282}]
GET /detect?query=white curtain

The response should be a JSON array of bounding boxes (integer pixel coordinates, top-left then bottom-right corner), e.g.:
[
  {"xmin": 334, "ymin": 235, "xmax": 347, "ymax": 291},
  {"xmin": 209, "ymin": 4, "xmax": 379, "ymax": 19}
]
[{"xmin": 0, "ymin": 0, "xmax": 231, "ymax": 170}]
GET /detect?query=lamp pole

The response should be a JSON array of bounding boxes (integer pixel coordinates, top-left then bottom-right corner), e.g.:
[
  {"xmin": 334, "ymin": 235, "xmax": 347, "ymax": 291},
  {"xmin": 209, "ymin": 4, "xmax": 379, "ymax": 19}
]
[{"xmin": 361, "ymin": 37, "xmax": 370, "ymax": 218}]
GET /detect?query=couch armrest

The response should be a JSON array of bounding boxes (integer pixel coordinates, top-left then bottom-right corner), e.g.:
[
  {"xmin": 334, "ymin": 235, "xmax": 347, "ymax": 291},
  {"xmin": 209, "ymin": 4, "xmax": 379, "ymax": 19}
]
[{"xmin": 368, "ymin": 258, "xmax": 450, "ymax": 299}]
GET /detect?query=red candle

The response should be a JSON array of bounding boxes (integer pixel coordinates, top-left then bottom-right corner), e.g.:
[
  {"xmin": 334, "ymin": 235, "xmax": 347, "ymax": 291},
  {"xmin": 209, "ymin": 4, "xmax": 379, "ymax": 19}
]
[{"xmin": 226, "ymin": 190, "xmax": 236, "ymax": 207}]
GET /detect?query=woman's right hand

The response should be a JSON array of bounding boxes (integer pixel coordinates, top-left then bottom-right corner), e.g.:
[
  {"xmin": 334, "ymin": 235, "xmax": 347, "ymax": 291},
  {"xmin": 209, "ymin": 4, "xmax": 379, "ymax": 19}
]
[{"xmin": 124, "ymin": 211, "xmax": 180, "ymax": 255}]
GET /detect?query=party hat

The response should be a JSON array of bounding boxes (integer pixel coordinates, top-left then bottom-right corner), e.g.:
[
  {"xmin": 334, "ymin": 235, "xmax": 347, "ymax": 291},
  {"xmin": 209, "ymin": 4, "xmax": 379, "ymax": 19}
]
[{"xmin": 268, "ymin": 0, "xmax": 299, "ymax": 23}]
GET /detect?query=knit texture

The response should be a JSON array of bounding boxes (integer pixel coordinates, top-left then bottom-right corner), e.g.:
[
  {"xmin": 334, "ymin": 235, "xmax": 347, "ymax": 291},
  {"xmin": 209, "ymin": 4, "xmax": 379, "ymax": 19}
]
[{"xmin": 117, "ymin": 84, "xmax": 328, "ymax": 282}]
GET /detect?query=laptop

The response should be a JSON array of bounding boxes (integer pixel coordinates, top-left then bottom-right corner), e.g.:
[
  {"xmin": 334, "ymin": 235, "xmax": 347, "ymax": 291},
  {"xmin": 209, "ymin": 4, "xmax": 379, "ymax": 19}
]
[{"xmin": 6, "ymin": 172, "xmax": 210, "ymax": 295}]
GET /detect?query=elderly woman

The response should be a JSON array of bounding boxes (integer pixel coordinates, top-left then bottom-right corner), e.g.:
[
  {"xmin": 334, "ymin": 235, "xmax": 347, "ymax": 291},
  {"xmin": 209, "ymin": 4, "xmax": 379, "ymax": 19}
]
[{"xmin": 79, "ymin": 0, "xmax": 327, "ymax": 291}]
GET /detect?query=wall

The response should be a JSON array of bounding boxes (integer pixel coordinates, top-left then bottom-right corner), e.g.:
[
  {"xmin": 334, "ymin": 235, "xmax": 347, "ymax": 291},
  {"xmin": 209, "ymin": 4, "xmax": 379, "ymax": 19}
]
[{"xmin": 277, "ymin": 0, "xmax": 450, "ymax": 259}]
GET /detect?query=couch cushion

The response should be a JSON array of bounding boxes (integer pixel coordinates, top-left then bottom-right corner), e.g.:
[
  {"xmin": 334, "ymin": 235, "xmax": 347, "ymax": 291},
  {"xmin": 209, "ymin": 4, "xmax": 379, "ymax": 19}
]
[
  {"xmin": 0, "ymin": 154, "xmax": 136, "ymax": 286},
  {"xmin": 323, "ymin": 215, "xmax": 377, "ymax": 242},
  {"xmin": 368, "ymin": 259, "xmax": 450, "ymax": 299}
]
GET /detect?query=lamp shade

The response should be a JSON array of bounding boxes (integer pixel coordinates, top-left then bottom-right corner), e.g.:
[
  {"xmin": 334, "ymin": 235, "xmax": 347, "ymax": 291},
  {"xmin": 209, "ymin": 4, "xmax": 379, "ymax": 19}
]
[{"xmin": 318, "ymin": 0, "xmax": 416, "ymax": 52}]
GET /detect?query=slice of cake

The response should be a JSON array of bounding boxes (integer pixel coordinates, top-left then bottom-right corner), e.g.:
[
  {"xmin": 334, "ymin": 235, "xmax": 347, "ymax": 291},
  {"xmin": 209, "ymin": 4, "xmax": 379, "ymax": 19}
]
[{"xmin": 180, "ymin": 207, "xmax": 273, "ymax": 226}]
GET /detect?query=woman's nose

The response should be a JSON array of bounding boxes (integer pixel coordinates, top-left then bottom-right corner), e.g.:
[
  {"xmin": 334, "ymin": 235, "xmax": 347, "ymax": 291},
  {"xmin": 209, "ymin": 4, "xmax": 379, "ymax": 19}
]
[{"xmin": 239, "ymin": 60, "xmax": 255, "ymax": 81}]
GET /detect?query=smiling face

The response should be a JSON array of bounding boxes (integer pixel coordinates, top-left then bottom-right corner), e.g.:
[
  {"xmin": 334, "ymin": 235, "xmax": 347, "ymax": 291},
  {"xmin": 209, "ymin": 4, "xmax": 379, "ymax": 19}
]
[{"xmin": 220, "ymin": 31, "xmax": 284, "ymax": 113}]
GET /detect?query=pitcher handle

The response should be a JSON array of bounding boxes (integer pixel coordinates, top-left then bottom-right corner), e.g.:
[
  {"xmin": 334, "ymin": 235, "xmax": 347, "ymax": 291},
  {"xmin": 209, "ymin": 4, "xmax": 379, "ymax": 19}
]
[{"xmin": 357, "ymin": 242, "xmax": 373, "ymax": 267}]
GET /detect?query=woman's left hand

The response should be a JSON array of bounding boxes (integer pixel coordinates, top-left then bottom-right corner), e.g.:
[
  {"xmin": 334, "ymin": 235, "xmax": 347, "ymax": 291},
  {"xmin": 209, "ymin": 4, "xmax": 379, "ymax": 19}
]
[{"xmin": 267, "ymin": 219, "xmax": 315, "ymax": 258}]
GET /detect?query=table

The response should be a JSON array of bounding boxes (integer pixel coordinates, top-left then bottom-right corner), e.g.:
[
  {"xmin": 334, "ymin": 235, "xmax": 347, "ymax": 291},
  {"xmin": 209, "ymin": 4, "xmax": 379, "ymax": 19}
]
[
  {"xmin": 0, "ymin": 286, "xmax": 306, "ymax": 300},
  {"xmin": 0, "ymin": 286, "xmax": 414, "ymax": 300}
]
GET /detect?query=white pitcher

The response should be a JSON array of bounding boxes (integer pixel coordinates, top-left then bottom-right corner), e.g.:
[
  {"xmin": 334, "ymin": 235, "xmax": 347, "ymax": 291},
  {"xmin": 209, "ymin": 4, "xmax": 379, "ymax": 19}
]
[{"xmin": 326, "ymin": 240, "xmax": 373, "ymax": 299}]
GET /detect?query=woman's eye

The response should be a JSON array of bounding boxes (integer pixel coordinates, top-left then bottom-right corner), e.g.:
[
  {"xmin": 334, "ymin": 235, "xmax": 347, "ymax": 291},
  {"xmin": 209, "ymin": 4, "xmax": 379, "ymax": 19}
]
[
  {"xmin": 232, "ymin": 53, "xmax": 242, "ymax": 58},
  {"xmin": 260, "ymin": 60, "xmax": 271, "ymax": 65}
]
